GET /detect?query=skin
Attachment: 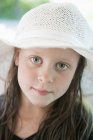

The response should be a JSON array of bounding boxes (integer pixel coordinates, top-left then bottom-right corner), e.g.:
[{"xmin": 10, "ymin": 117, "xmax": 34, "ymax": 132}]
[{"xmin": 14, "ymin": 48, "xmax": 80, "ymax": 138}]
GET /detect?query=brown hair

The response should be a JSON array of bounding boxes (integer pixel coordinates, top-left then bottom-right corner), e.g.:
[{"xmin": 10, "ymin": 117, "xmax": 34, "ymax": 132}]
[{"xmin": 0, "ymin": 53, "xmax": 93, "ymax": 140}]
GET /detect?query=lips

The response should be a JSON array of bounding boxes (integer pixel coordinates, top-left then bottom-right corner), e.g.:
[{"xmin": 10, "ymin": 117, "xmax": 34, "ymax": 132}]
[{"xmin": 32, "ymin": 87, "xmax": 53, "ymax": 96}]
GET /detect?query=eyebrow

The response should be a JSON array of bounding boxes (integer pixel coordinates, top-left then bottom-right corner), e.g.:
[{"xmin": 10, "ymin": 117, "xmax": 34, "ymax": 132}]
[
  {"xmin": 56, "ymin": 58, "xmax": 74, "ymax": 64},
  {"xmin": 29, "ymin": 49, "xmax": 43, "ymax": 54}
]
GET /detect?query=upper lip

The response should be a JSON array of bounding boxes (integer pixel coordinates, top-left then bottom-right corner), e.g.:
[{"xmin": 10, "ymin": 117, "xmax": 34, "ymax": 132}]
[{"xmin": 33, "ymin": 87, "xmax": 53, "ymax": 93}]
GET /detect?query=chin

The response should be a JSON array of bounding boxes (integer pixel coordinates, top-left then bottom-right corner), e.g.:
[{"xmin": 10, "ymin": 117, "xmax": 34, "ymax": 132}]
[{"xmin": 32, "ymin": 101, "xmax": 50, "ymax": 108}]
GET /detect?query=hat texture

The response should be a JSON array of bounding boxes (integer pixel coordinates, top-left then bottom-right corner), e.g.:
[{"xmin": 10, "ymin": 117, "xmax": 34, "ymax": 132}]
[{"xmin": 0, "ymin": 2, "xmax": 93, "ymax": 95}]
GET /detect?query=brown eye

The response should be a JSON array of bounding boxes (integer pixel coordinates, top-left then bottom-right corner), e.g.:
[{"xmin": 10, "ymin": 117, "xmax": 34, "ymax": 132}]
[
  {"xmin": 56, "ymin": 62, "xmax": 69, "ymax": 71},
  {"xmin": 31, "ymin": 56, "xmax": 42, "ymax": 64}
]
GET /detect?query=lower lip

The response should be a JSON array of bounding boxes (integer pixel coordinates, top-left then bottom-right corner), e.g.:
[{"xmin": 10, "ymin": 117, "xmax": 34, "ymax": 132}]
[{"xmin": 32, "ymin": 88, "xmax": 49, "ymax": 96}]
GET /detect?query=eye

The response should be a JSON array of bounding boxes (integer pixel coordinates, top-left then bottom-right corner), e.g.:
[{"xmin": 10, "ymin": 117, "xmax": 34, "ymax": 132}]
[
  {"xmin": 30, "ymin": 56, "xmax": 42, "ymax": 64},
  {"xmin": 56, "ymin": 62, "xmax": 69, "ymax": 71}
]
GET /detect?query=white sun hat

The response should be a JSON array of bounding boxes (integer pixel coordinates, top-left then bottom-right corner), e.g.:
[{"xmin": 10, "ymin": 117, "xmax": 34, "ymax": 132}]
[{"xmin": 0, "ymin": 2, "xmax": 93, "ymax": 95}]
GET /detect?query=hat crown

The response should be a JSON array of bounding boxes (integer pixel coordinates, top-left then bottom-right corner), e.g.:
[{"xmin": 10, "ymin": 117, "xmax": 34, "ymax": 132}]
[{"xmin": 16, "ymin": 3, "xmax": 93, "ymax": 49}]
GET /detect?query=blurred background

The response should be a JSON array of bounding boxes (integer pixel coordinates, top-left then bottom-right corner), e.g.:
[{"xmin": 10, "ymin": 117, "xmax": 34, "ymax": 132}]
[
  {"xmin": 0, "ymin": 0, "xmax": 49, "ymax": 40},
  {"xmin": 0, "ymin": 0, "xmax": 93, "ymax": 108}
]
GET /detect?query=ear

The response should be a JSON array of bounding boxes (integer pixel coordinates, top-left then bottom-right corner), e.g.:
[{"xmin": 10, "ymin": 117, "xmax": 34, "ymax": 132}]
[{"xmin": 14, "ymin": 48, "xmax": 20, "ymax": 66}]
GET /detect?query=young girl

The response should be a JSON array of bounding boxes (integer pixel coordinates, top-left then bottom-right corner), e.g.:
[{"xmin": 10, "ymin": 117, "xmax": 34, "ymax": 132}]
[{"xmin": 0, "ymin": 2, "xmax": 93, "ymax": 140}]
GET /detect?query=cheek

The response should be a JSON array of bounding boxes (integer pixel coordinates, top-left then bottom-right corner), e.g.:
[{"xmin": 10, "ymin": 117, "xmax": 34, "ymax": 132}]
[
  {"xmin": 57, "ymin": 72, "xmax": 75, "ymax": 94},
  {"xmin": 17, "ymin": 63, "xmax": 36, "ymax": 88}
]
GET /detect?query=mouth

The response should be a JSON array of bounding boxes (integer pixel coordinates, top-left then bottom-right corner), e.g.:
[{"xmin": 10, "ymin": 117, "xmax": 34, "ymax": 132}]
[{"xmin": 32, "ymin": 87, "xmax": 53, "ymax": 96}]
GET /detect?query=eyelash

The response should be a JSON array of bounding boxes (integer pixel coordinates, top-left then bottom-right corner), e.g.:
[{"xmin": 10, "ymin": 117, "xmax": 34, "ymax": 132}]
[{"xmin": 29, "ymin": 56, "xmax": 70, "ymax": 71}]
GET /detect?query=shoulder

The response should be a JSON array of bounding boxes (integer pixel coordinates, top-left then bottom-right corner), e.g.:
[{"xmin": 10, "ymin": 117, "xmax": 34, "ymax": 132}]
[
  {"xmin": 0, "ymin": 94, "xmax": 5, "ymax": 111},
  {"xmin": 0, "ymin": 94, "xmax": 4, "ymax": 104},
  {"xmin": 89, "ymin": 130, "xmax": 93, "ymax": 140},
  {"xmin": 74, "ymin": 99, "xmax": 93, "ymax": 139},
  {"xmin": 0, "ymin": 94, "xmax": 4, "ymax": 100}
]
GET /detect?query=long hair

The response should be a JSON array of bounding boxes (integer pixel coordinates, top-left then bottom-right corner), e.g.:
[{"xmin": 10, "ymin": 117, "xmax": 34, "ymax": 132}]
[{"xmin": 0, "ymin": 53, "xmax": 93, "ymax": 140}]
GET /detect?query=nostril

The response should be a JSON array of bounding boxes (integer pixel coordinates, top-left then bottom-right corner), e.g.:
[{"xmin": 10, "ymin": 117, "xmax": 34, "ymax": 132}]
[{"xmin": 37, "ymin": 74, "xmax": 54, "ymax": 83}]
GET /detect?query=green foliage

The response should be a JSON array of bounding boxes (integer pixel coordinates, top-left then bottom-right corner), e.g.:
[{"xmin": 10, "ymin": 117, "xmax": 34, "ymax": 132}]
[{"xmin": 0, "ymin": 0, "xmax": 49, "ymax": 19}]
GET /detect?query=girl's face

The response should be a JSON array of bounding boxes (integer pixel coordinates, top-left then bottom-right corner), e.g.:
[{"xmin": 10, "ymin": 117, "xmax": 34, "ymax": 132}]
[{"xmin": 15, "ymin": 48, "xmax": 80, "ymax": 107}]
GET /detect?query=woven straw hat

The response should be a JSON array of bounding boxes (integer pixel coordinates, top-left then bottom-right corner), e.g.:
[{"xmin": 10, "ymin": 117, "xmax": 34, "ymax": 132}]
[{"xmin": 0, "ymin": 2, "xmax": 93, "ymax": 95}]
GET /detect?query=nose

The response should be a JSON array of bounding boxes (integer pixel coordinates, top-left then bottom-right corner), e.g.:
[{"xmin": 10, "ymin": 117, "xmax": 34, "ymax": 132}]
[{"xmin": 37, "ymin": 66, "xmax": 56, "ymax": 84}]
